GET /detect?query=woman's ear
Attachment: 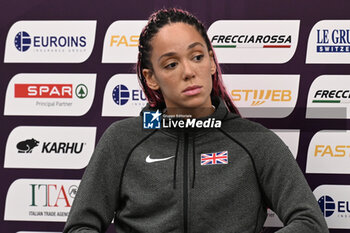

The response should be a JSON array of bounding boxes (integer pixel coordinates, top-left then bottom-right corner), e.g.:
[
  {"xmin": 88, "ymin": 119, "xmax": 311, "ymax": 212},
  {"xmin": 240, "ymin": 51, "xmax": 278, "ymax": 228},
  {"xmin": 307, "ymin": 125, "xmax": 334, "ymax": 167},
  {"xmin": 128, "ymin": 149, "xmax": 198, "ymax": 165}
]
[
  {"xmin": 142, "ymin": 68, "xmax": 160, "ymax": 90},
  {"xmin": 209, "ymin": 50, "xmax": 217, "ymax": 75}
]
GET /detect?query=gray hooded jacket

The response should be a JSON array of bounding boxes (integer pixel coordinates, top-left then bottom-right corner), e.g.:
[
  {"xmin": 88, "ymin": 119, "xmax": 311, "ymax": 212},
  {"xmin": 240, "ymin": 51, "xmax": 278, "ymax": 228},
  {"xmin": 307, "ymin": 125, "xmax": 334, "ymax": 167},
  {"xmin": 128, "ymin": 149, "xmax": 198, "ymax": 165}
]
[{"xmin": 63, "ymin": 97, "xmax": 329, "ymax": 233}]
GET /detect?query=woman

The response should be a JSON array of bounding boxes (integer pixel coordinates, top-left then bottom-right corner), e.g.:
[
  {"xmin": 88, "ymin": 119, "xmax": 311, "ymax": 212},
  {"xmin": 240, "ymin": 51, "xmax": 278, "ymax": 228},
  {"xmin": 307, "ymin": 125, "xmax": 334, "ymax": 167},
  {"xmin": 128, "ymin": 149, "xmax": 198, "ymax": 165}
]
[{"xmin": 64, "ymin": 8, "xmax": 328, "ymax": 233}]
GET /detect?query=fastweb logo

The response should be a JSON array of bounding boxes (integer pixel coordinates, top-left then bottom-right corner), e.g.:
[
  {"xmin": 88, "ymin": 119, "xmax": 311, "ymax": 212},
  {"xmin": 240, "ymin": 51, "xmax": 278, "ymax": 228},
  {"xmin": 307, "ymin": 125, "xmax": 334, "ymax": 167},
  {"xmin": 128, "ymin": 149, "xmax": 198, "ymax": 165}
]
[
  {"xmin": 143, "ymin": 110, "xmax": 221, "ymax": 129},
  {"xmin": 102, "ymin": 20, "xmax": 147, "ymax": 63},
  {"xmin": 223, "ymin": 74, "xmax": 299, "ymax": 118},
  {"xmin": 306, "ymin": 130, "xmax": 350, "ymax": 174},
  {"xmin": 207, "ymin": 20, "xmax": 299, "ymax": 63},
  {"xmin": 231, "ymin": 89, "xmax": 292, "ymax": 106}
]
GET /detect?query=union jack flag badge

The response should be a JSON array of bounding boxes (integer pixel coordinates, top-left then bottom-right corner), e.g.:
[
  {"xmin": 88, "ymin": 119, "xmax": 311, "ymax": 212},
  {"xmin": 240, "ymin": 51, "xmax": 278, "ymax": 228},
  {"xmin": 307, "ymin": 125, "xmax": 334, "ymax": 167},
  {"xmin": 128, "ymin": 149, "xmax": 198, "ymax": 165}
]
[{"xmin": 201, "ymin": 151, "xmax": 228, "ymax": 165}]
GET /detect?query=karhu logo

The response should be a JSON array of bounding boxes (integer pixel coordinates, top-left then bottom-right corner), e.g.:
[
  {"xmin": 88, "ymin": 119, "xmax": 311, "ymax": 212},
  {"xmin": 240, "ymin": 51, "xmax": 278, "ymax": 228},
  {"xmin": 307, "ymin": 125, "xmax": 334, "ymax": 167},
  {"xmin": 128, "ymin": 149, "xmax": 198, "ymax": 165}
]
[
  {"xmin": 41, "ymin": 142, "xmax": 85, "ymax": 154},
  {"xmin": 16, "ymin": 138, "xmax": 39, "ymax": 153}
]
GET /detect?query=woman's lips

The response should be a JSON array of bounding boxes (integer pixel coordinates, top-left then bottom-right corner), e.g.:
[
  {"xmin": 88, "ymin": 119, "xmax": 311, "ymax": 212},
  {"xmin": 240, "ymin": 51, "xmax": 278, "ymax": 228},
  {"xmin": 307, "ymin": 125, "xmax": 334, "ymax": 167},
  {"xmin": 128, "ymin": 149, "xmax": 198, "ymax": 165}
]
[{"xmin": 182, "ymin": 85, "xmax": 202, "ymax": 96}]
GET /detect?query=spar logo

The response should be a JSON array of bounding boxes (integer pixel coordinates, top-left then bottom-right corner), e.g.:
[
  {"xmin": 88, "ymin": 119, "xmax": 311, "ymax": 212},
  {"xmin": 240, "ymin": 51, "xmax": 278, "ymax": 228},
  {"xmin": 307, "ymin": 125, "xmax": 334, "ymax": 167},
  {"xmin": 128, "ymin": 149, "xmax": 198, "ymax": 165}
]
[
  {"xmin": 316, "ymin": 29, "xmax": 350, "ymax": 53},
  {"xmin": 14, "ymin": 83, "xmax": 88, "ymax": 99},
  {"xmin": 207, "ymin": 20, "xmax": 299, "ymax": 63},
  {"xmin": 211, "ymin": 34, "xmax": 291, "ymax": 49},
  {"xmin": 318, "ymin": 195, "xmax": 336, "ymax": 217},
  {"xmin": 102, "ymin": 20, "xmax": 147, "ymax": 63},
  {"xmin": 231, "ymin": 89, "xmax": 292, "ymax": 106},
  {"xmin": 15, "ymin": 31, "xmax": 31, "ymax": 52}
]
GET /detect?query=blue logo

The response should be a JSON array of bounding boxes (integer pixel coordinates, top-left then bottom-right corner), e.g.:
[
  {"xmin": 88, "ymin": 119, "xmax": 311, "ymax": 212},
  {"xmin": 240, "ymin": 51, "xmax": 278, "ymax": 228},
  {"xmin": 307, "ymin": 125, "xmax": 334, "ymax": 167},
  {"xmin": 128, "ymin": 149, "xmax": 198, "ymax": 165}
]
[
  {"xmin": 318, "ymin": 195, "xmax": 335, "ymax": 217},
  {"xmin": 317, "ymin": 29, "xmax": 350, "ymax": 53},
  {"xmin": 143, "ymin": 110, "xmax": 161, "ymax": 129},
  {"xmin": 15, "ymin": 31, "xmax": 31, "ymax": 52},
  {"xmin": 113, "ymin": 85, "xmax": 130, "ymax": 105}
]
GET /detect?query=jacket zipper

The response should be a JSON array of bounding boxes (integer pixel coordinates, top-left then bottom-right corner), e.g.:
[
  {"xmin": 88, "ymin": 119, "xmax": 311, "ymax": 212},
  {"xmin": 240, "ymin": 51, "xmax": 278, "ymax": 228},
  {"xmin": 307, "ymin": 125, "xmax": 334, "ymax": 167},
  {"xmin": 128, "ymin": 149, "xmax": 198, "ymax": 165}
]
[{"xmin": 183, "ymin": 132, "xmax": 189, "ymax": 233}]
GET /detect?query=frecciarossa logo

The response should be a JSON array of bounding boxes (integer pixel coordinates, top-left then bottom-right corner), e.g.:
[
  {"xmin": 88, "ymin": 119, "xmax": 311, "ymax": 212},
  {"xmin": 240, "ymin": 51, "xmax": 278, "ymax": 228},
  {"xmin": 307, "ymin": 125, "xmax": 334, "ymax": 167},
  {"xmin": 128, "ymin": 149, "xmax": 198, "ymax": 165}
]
[
  {"xmin": 207, "ymin": 20, "xmax": 299, "ymax": 63},
  {"xmin": 211, "ymin": 34, "xmax": 291, "ymax": 48},
  {"xmin": 306, "ymin": 75, "xmax": 350, "ymax": 119}
]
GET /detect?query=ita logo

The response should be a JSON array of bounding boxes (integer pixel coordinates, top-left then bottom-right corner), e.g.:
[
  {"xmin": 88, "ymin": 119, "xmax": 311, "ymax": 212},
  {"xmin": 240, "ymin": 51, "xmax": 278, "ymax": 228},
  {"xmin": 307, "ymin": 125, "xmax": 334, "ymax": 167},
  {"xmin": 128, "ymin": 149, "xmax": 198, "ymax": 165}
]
[
  {"xmin": 318, "ymin": 195, "xmax": 335, "ymax": 217},
  {"xmin": 113, "ymin": 84, "xmax": 129, "ymax": 105},
  {"xmin": 143, "ymin": 110, "xmax": 161, "ymax": 129},
  {"xmin": 75, "ymin": 84, "xmax": 88, "ymax": 99},
  {"xmin": 15, "ymin": 31, "xmax": 31, "ymax": 52}
]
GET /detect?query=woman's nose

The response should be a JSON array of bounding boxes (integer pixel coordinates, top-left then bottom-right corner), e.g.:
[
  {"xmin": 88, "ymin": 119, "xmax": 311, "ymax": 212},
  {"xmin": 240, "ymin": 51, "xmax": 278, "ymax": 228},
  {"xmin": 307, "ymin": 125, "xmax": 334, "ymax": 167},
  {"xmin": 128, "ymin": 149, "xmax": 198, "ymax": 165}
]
[{"xmin": 182, "ymin": 60, "xmax": 195, "ymax": 80}]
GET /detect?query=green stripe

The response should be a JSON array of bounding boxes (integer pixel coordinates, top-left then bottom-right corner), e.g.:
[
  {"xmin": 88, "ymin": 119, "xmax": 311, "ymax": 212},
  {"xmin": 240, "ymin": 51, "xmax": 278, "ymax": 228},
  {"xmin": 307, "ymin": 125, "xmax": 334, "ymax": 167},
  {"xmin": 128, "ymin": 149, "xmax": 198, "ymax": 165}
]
[
  {"xmin": 213, "ymin": 45, "xmax": 237, "ymax": 48},
  {"xmin": 312, "ymin": 100, "xmax": 341, "ymax": 103}
]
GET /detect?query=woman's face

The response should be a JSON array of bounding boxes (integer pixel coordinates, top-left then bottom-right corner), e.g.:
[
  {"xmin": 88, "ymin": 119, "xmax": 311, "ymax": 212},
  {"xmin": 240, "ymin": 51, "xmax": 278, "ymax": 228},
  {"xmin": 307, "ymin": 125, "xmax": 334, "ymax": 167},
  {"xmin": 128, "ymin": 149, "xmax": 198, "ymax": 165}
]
[{"xmin": 143, "ymin": 22, "xmax": 216, "ymax": 112}]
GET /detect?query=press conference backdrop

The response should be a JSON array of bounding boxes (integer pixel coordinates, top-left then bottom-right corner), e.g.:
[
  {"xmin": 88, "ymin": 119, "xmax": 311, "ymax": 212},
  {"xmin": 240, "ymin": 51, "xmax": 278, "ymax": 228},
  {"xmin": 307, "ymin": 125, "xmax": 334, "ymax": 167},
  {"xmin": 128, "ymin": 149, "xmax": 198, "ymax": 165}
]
[{"xmin": 1, "ymin": 0, "xmax": 350, "ymax": 232}]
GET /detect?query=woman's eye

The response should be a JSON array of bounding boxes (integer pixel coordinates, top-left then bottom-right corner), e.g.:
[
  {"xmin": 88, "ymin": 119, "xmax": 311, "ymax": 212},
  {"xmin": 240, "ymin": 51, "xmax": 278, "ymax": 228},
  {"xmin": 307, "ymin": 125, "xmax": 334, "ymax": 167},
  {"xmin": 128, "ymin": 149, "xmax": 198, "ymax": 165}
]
[
  {"xmin": 165, "ymin": 62, "xmax": 177, "ymax": 69},
  {"xmin": 193, "ymin": 54, "xmax": 204, "ymax": 62}
]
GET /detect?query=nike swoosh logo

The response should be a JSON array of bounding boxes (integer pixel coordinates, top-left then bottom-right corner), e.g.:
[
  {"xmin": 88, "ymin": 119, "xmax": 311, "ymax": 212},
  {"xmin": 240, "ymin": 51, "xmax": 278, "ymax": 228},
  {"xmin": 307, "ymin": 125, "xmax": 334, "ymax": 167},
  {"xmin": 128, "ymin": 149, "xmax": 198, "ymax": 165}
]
[{"xmin": 146, "ymin": 155, "xmax": 175, "ymax": 163}]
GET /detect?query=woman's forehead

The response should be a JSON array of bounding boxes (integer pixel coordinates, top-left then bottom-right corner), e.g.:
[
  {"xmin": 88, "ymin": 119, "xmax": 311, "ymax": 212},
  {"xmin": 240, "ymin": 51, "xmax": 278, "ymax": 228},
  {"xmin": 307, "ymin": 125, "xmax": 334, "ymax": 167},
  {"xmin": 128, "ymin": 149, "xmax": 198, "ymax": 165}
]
[{"xmin": 150, "ymin": 22, "xmax": 206, "ymax": 56}]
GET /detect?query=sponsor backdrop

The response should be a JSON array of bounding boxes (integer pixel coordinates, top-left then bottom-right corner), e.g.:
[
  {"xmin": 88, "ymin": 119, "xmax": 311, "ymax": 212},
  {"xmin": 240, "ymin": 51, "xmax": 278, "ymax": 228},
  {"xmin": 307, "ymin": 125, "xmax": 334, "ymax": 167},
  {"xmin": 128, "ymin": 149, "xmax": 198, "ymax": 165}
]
[{"xmin": 1, "ymin": 0, "xmax": 350, "ymax": 232}]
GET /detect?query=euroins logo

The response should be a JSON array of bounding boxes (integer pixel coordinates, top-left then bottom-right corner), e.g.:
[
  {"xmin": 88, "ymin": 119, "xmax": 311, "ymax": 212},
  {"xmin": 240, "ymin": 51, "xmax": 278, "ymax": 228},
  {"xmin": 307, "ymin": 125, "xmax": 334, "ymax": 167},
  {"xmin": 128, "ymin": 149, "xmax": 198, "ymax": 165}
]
[
  {"xmin": 15, "ymin": 31, "xmax": 31, "ymax": 52},
  {"xmin": 312, "ymin": 89, "xmax": 350, "ymax": 104},
  {"xmin": 14, "ymin": 84, "xmax": 88, "ymax": 99},
  {"xmin": 316, "ymin": 29, "xmax": 350, "ymax": 53},
  {"xmin": 231, "ymin": 89, "xmax": 292, "ymax": 106},
  {"xmin": 211, "ymin": 34, "xmax": 291, "ymax": 49},
  {"xmin": 112, "ymin": 84, "xmax": 146, "ymax": 106},
  {"xmin": 14, "ymin": 31, "xmax": 87, "ymax": 52},
  {"xmin": 17, "ymin": 138, "xmax": 39, "ymax": 153},
  {"xmin": 143, "ymin": 110, "xmax": 222, "ymax": 129},
  {"xmin": 318, "ymin": 195, "xmax": 336, "ymax": 217}
]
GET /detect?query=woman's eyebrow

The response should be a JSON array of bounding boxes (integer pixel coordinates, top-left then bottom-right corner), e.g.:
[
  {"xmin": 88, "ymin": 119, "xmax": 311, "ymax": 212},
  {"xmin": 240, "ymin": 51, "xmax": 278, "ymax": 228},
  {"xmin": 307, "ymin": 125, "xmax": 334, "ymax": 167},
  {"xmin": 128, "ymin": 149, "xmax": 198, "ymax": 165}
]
[
  {"xmin": 158, "ymin": 42, "xmax": 205, "ymax": 63},
  {"xmin": 158, "ymin": 52, "xmax": 176, "ymax": 63},
  {"xmin": 188, "ymin": 42, "xmax": 204, "ymax": 49}
]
